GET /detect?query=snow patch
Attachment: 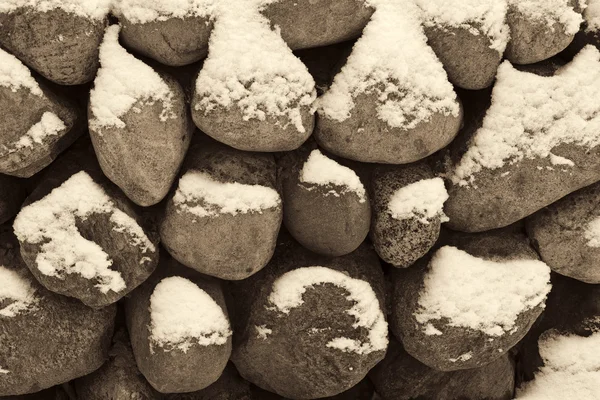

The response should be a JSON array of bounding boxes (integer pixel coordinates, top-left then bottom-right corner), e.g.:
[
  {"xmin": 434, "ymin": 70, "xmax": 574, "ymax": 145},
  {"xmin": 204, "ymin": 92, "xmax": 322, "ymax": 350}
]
[
  {"xmin": 3, "ymin": 112, "xmax": 66, "ymax": 155},
  {"xmin": 268, "ymin": 266, "xmax": 388, "ymax": 355},
  {"xmin": 114, "ymin": 0, "xmax": 216, "ymax": 24},
  {"xmin": 173, "ymin": 171, "xmax": 281, "ymax": 218},
  {"xmin": 0, "ymin": 367, "xmax": 8, "ymax": 374},
  {"xmin": 255, "ymin": 325, "xmax": 272, "ymax": 339},
  {"xmin": 424, "ymin": 323, "xmax": 443, "ymax": 336},
  {"xmin": 586, "ymin": 0, "xmax": 600, "ymax": 31},
  {"xmin": 317, "ymin": 0, "xmax": 459, "ymax": 130},
  {"xmin": 449, "ymin": 351, "xmax": 473, "ymax": 363},
  {"xmin": 388, "ymin": 178, "xmax": 449, "ymax": 224},
  {"xmin": 13, "ymin": 171, "xmax": 155, "ymax": 294},
  {"xmin": 452, "ymin": 46, "xmax": 600, "ymax": 186},
  {"xmin": 549, "ymin": 153, "xmax": 575, "ymax": 166},
  {"xmin": 89, "ymin": 25, "xmax": 175, "ymax": 131},
  {"xmin": 194, "ymin": 0, "xmax": 316, "ymax": 132},
  {"xmin": 0, "ymin": 0, "xmax": 112, "ymax": 20},
  {"xmin": 0, "ymin": 267, "xmax": 38, "ymax": 318},
  {"xmin": 150, "ymin": 276, "xmax": 231, "ymax": 352},
  {"xmin": 415, "ymin": 246, "xmax": 551, "ymax": 337},
  {"xmin": 508, "ymin": 0, "xmax": 584, "ymax": 35},
  {"xmin": 0, "ymin": 48, "xmax": 43, "ymax": 97},
  {"xmin": 299, "ymin": 149, "xmax": 366, "ymax": 202},
  {"xmin": 414, "ymin": 0, "xmax": 510, "ymax": 52},
  {"xmin": 584, "ymin": 216, "xmax": 600, "ymax": 248}
]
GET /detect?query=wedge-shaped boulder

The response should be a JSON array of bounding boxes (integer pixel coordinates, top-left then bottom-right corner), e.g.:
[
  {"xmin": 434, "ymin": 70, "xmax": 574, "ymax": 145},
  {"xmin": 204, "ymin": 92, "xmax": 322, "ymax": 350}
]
[
  {"xmin": 0, "ymin": 48, "xmax": 83, "ymax": 178},
  {"xmin": 126, "ymin": 259, "xmax": 232, "ymax": 393},
  {"xmin": 446, "ymin": 46, "xmax": 600, "ymax": 232},
  {"xmin": 391, "ymin": 230, "xmax": 551, "ymax": 371},
  {"xmin": 161, "ymin": 139, "xmax": 282, "ymax": 280},
  {"xmin": 279, "ymin": 147, "xmax": 370, "ymax": 256},
  {"xmin": 89, "ymin": 25, "xmax": 192, "ymax": 207},
  {"xmin": 370, "ymin": 339, "xmax": 514, "ymax": 400},
  {"xmin": 0, "ymin": 0, "xmax": 110, "ymax": 85},
  {"xmin": 231, "ymin": 237, "xmax": 388, "ymax": 399},
  {"xmin": 370, "ymin": 163, "xmax": 448, "ymax": 268},
  {"xmin": 192, "ymin": 1, "xmax": 316, "ymax": 152},
  {"xmin": 0, "ymin": 229, "xmax": 115, "ymax": 396},
  {"xmin": 13, "ymin": 170, "xmax": 159, "ymax": 308},
  {"xmin": 114, "ymin": 0, "xmax": 215, "ymax": 66},
  {"xmin": 315, "ymin": 0, "xmax": 462, "ymax": 164}
]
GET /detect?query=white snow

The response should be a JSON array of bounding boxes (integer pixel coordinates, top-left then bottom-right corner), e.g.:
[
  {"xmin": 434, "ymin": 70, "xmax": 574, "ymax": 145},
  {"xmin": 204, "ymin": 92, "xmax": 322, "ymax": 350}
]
[
  {"xmin": 415, "ymin": 246, "xmax": 551, "ymax": 337},
  {"xmin": 114, "ymin": 0, "xmax": 216, "ymax": 24},
  {"xmin": 0, "ymin": 266, "xmax": 38, "ymax": 318},
  {"xmin": 548, "ymin": 153, "xmax": 575, "ymax": 166},
  {"xmin": 0, "ymin": 0, "xmax": 112, "ymax": 20},
  {"xmin": 388, "ymin": 177, "xmax": 449, "ymax": 224},
  {"xmin": 0, "ymin": 48, "xmax": 43, "ymax": 97},
  {"xmin": 268, "ymin": 266, "xmax": 388, "ymax": 355},
  {"xmin": 452, "ymin": 46, "xmax": 600, "ymax": 186},
  {"xmin": 149, "ymin": 276, "xmax": 231, "ymax": 352},
  {"xmin": 449, "ymin": 351, "xmax": 473, "ymax": 363},
  {"xmin": 173, "ymin": 171, "xmax": 281, "ymax": 218},
  {"xmin": 585, "ymin": 0, "xmax": 600, "ymax": 31},
  {"xmin": 255, "ymin": 325, "xmax": 272, "ymax": 339},
  {"xmin": 584, "ymin": 216, "xmax": 600, "ymax": 247},
  {"xmin": 299, "ymin": 149, "xmax": 366, "ymax": 202},
  {"xmin": 516, "ymin": 330, "xmax": 600, "ymax": 399},
  {"xmin": 13, "ymin": 171, "xmax": 155, "ymax": 294},
  {"xmin": 4, "ymin": 112, "xmax": 66, "ymax": 154},
  {"xmin": 508, "ymin": 0, "xmax": 584, "ymax": 35},
  {"xmin": 317, "ymin": 0, "xmax": 459, "ymax": 130},
  {"xmin": 89, "ymin": 25, "xmax": 175, "ymax": 131},
  {"xmin": 194, "ymin": 0, "xmax": 316, "ymax": 132},
  {"xmin": 413, "ymin": 0, "xmax": 510, "ymax": 52},
  {"xmin": 0, "ymin": 368, "xmax": 8, "ymax": 374},
  {"xmin": 424, "ymin": 323, "xmax": 443, "ymax": 335}
]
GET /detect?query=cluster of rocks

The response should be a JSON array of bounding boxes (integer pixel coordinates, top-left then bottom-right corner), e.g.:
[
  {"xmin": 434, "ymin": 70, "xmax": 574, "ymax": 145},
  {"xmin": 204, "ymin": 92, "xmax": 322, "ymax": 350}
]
[{"xmin": 1, "ymin": 0, "xmax": 600, "ymax": 399}]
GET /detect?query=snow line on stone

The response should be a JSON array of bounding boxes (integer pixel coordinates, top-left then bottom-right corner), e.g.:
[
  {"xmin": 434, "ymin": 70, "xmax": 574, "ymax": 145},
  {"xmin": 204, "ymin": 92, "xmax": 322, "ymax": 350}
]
[
  {"xmin": 113, "ymin": 0, "xmax": 216, "ymax": 24},
  {"xmin": 2, "ymin": 112, "xmax": 66, "ymax": 157},
  {"xmin": 0, "ymin": 267, "xmax": 38, "ymax": 318},
  {"xmin": 508, "ymin": 0, "xmax": 584, "ymax": 36},
  {"xmin": 0, "ymin": 48, "xmax": 43, "ymax": 97},
  {"xmin": 387, "ymin": 177, "xmax": 449, "ymax": 225},
  {"xmin": 0, "ymin": 0, "xmax": 112, "ymax": 20}
]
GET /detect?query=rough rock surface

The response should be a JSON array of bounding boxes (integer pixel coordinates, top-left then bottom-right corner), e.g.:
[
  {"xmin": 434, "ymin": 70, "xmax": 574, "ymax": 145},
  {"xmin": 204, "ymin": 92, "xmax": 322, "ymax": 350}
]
[
  {"xmin": 164, "ymin": 363, "xmax": 253, "ymax": 400},
  {"xmin": 370, "ymin": 163, "xmax": 447, "ymax": 268},
  {"xmin": 278, "ymin": 145, "xmax": 370, "ymax": 256},
  {"xmin": 161, "ymin": 138, "xmax": 282, "ymax": 280},
  {"xmin": 73, "ymin": 329, "xmax": 161, "ymax": 400},
  {"xmin": 0, "ymin": 8, "xmax": 107, "ymax": 85},
  {"xmin": 262, "ymin": 0, "xmax": 373, "ymax": 50},
  {"xmin": 231, "ymin": 237, "xmax": 387, "ymax": 399},
  {"xmin": 126, "ymin": 258, "xmax": 232, "ymax": 393},
  {"xmin": 13, "ymin": 152, "xmax": 159, "ymax": 308},
  {"xmin": 0, "ymin": 228, "xmax": 115, "ymax": 396},
  {"xmin": 370, "ymin": 339, "xmax": 515, "ymax": 400},
  {"xmin": 0, "ymin": 176, "xmax": 26, "ymax": 225},
  {"xmin": 391, "ymin": 229, "xmax": 550, "ymax": 371},
  {"xmin": 527, "ymin": 181, "xmax": 600, "ymax": 283}
]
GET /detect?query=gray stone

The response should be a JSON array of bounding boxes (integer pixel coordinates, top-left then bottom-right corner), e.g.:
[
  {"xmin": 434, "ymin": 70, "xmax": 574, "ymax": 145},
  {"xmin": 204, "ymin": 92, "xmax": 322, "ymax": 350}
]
[
  {"xmin": 231, "ymin": 237, "xmax": 387, "ymax": 399},
  {"xmin": 164, "ymin": 363, "xmax": 253, "ymax": 400}
]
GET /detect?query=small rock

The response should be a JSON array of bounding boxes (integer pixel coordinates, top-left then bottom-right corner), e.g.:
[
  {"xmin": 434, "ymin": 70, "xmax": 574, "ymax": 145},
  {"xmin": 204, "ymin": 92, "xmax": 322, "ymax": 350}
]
[
  {"xmin": 262, "ymin": 0, "xmax": 373, "ymax": 50},
  {"xmin": 0, "ymin": 175, "xmax": 26, "ymax": 224},
  {"xmin": 13, "ymin": 167, "xmax": 159, "ymax": 308},
  {"xmin": 278, "ymin": 146, "xmax": 370, "ymax": 256},
  {"xmin": 89, "ymin": 25, "xmax": 193, "ymax": 206},
  {"xmin": 126, "ymin": 258, "xmax": 232, "ymax": 393},
  {"xmin": 160, "ymin": 139, "xmax": 282, "ymax": 280},
  {"xmin": 73, "ymin": 329, "xmax": 161, "ymax": 400},
  {"xmin": 231, "ymin": 237, "xmax": 388, "ymax": 399},
  {"xmin": 0, "ymin": 3, "xmax": 110, "ymax": 85},
  {"xmin": 370, "ymin": 339, "xmax": 514, "ymax": 400},
  {"xmin": 0, "ymin": 228, "xmax": 115, "ymax": 396},
  {"xmin": 370, "ymin": 163, "xmax": 448, "ymax": 268},
  {"xmin": 391, "ymin": 229, "xmax": 551, "ymax": 371},
  {"xmin": 504, "ymin": 0, "xmax": 583, "ymax": 64},
  {"xmin": 0, "ymin": 48, "xmax": 84, "ymax": 178}
]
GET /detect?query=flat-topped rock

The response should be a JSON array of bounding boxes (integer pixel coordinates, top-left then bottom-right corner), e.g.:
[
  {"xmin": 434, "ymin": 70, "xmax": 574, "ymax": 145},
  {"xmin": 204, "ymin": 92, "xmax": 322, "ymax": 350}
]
[
  {"xmin": 0, "ymin": 1, "xmax": 111, "ymax": 85},
  {"xmin": 126, "ymin": 258, "xmax": 232, "ymax": 393},
  {"xmin": 391, "ymin": 229, "xmax": 551, "ymax": 371},
  {"xmin": 231, "ymin": 237, "xmax": 387, "ymax": 399},
  {"xmin": 89, "ymin": 25, "xmax": 193, "ymax": 206},
  {"xmin": 161, "ymin": 139, "xmax": 282, "ymax": 280}
]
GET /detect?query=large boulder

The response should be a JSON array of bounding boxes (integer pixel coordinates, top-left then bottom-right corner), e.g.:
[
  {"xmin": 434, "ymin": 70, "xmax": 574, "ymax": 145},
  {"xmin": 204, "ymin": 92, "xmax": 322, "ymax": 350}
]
[
  {"xmin": 315, "ymin": 0, "xmax": 462, "ymax": 164},
  {"xmin": 0, "ymin": 48, "xmax": 84, "ymax": 178},
  {"xmin": 370, "ymin": 163, "xmax": 448, "ymax": 268},
  {"xmin": 0, "ymin": 2, "xmax": 110, "ymax": 85},
  {"xmin": 391, "ymin": 229, "xmax": 551, "ymax": 371},
  {"xmin": 278, "ymin": 146, "xmax": 370, "ymax": 256},
  {"xmin": 126, "ymin": 258, "xmax": 232, "ymax": 393},
  {"xmin": 0, "ymin": 228, "xmax": 115, "ymax": 396},
  {"xmin": 445, "ymin": 46, "xmax": 600, "ymax": 232},
  {"xmin": 89, "ymin": 25, "xmax": 193, "ymax": 206},
  {"xmin": 160, "ymin": 139, "xmax": 282, "ymax": 280},
  {"xmin": 231, "ymin": 237, "xmax": 388, "ymax": 399}
]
